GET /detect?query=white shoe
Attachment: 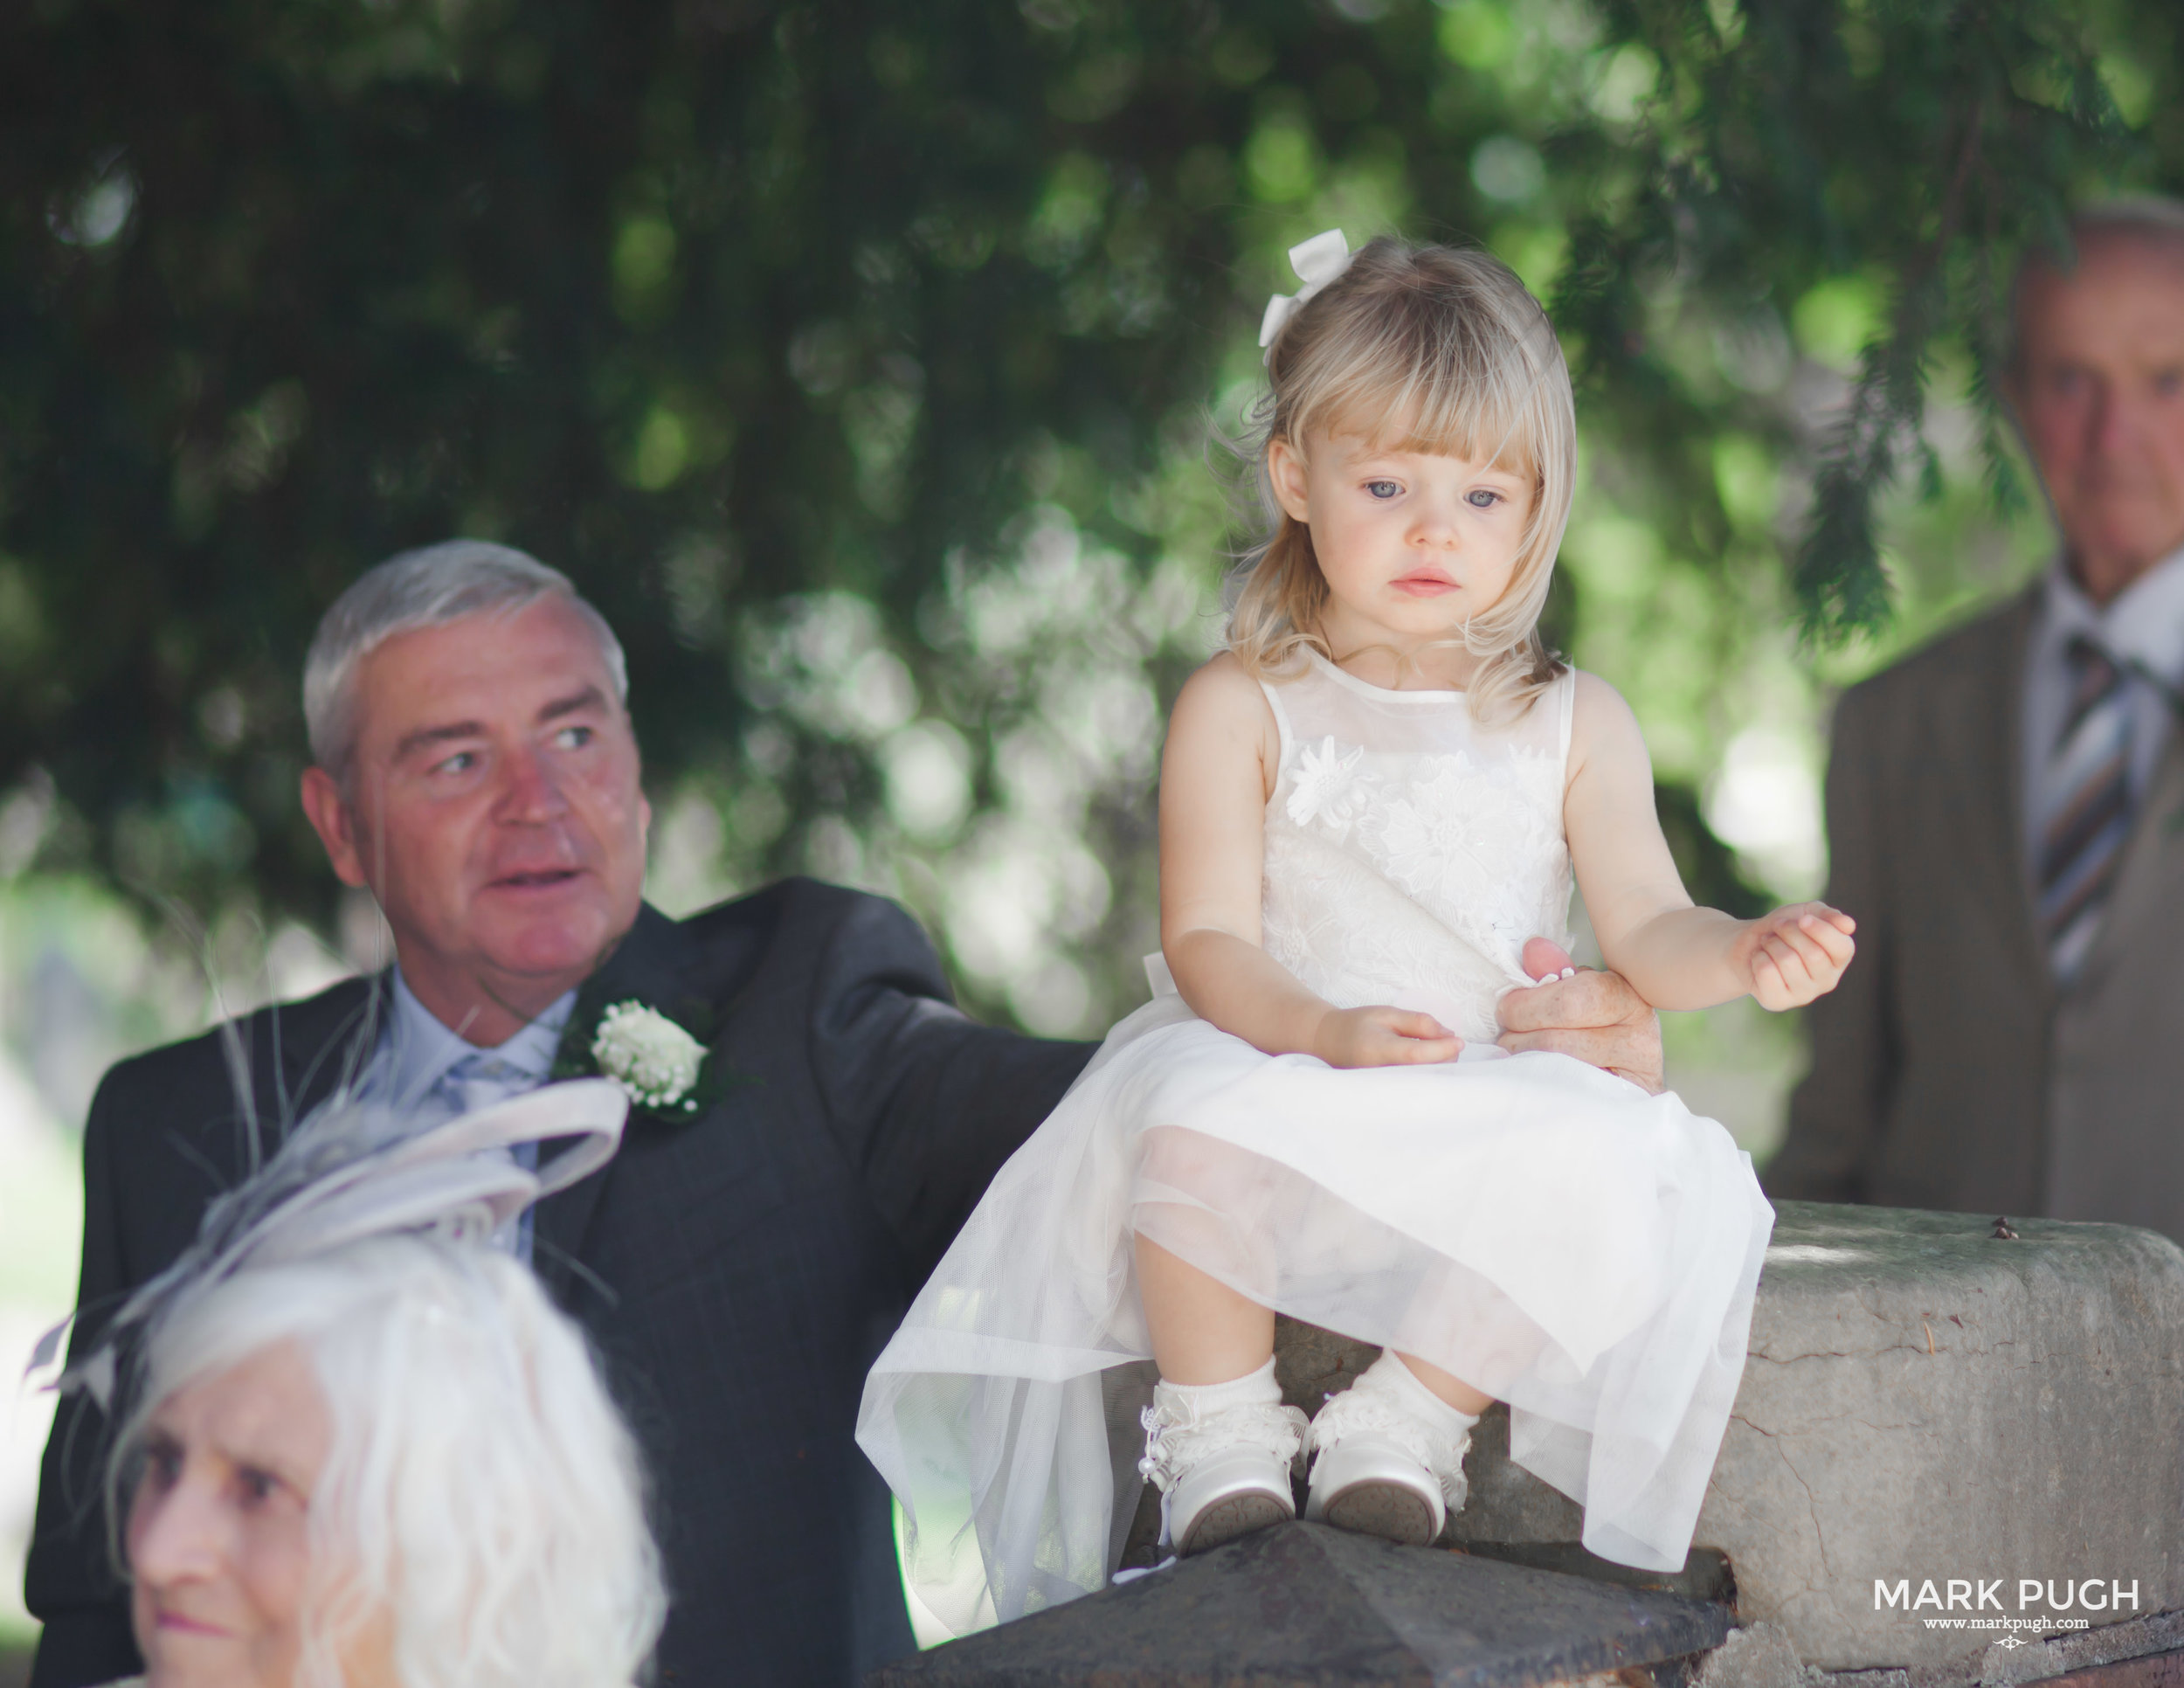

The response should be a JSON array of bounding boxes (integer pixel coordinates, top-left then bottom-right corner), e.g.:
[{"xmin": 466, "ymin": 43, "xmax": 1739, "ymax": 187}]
[
  {"xmin": 1305, "ymin": 1352, "xmax": 1475, "ymax": 1548},
  {"xmin": 1137, "ymin": 1360, "xmax": 1309, "ymax": 1557}
]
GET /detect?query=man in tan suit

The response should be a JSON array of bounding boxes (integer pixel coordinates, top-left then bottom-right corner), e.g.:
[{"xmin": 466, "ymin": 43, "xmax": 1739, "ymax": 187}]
[{"xmin": 1767, "ymin": 199, "xmax": 2184, "ymax": 1241}]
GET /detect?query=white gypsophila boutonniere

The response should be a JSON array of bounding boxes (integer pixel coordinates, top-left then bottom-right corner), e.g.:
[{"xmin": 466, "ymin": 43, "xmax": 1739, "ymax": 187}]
[{"xmin": 591, "ymin": 1001, "xmax": 708, "ymax": 1115}]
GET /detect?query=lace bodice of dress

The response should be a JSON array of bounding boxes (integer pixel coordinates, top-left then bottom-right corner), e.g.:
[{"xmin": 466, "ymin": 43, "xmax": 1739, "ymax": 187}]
[{"xmin": 1260, "ymin": 651, "xmax": 1576, "ymax": 1044}]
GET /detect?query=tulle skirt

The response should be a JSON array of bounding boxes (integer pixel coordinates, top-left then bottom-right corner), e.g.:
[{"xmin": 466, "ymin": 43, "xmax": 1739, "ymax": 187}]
[{"xmin": 856, "ymin": 989, "xmax": 1773, "ymax": 1637}]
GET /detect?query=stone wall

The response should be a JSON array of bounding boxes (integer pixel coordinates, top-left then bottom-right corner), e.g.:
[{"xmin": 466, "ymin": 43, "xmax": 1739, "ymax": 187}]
[{"xmin": 1438, "ymin": 1201, "xmax": 2184, "ymax": 1673}]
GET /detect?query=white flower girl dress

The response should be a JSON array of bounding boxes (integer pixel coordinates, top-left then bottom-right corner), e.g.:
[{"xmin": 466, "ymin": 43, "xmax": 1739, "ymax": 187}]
[{"xmin": 858, "ymin": 652, "xmax": 1773, "ymax": 1635}]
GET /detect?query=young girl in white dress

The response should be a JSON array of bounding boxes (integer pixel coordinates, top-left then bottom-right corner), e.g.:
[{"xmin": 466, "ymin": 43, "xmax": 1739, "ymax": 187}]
[{"xmin": 858, "ymin": 231, "xmax": 1854, "ymax": 1638}]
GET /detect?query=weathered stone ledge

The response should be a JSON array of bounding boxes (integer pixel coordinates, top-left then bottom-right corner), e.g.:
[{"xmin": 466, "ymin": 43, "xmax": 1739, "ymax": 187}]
[{"xmin": 1435, "ymin": 1202, "xmax": 2184, "ymax": 1675}]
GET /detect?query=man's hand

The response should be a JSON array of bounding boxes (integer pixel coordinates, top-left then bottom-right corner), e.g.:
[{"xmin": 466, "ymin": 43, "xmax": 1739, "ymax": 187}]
[{"xmin": 1496, "ymin": 938, "xmax": 1664, "ymax": 1094}]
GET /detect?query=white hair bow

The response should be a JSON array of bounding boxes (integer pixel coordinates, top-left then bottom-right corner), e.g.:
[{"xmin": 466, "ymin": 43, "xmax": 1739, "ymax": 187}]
[{"xmin": 1258, "ymin": 229, "xmax": 1354, "ymax": 355}]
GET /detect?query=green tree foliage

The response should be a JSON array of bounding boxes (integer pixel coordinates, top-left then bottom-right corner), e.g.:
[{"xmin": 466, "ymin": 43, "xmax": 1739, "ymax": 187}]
[
  {"xmin": 0, "ymin": 0, "xmax": 2175, "ymax": 1034},
  {"xmin": 1560, "ymin": 0, "xmax": 2158, "ymax": 640}
]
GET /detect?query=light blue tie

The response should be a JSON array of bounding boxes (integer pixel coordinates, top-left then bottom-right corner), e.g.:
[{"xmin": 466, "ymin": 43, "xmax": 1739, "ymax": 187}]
[{"xmin": 430, "ymin": 1053, "xmax": 542, "ymax": 1260}]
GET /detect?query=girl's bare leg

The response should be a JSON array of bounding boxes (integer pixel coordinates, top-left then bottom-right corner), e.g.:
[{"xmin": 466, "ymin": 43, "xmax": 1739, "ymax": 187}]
[
  {"xmin": 1393, "ymin": 1349, "xmax": 1493, "ymax": 1416},
  {"xmin": 1136, "ymin": 1235, "xmax": 1275, "ymax": 1384},
  {"xmin": 1138, "ymin": 1229, "xmax": 1491, "ymax": 1412}
]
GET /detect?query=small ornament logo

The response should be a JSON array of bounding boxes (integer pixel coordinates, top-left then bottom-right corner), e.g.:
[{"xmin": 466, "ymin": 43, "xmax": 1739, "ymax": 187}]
[{"xmin": 591, "ymin": 1001, "xmax": 708, "ymax": 1114}]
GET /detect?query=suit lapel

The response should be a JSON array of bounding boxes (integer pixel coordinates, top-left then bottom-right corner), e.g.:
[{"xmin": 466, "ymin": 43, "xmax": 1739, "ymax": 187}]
[
  {"xmin": 186, "ymin": 972, "xmax": 387, "ymax": 1180},
  {"xmin": 273, "ymin": 972, "xmax": 391, "ymax": 1131},
  {"xmin": 1933, "ymin": 588, "xmax": 2049, "ymax": 997},
  {"xmin": 533, "ymin": 904, "xmax": 705, "ymax": 1301}
]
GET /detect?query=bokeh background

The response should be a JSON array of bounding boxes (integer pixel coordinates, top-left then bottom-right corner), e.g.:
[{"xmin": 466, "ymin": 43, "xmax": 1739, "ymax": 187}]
[{"xmin": 4, "ymin": 0, "xmax": 2179, "ymax": 1667}]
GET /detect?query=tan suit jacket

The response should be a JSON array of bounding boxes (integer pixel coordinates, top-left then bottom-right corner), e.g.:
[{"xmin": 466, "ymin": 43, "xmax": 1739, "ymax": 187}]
[{"xmin": 1766, "ymin": 587, "xmax": 2184, "ymax": 1239}]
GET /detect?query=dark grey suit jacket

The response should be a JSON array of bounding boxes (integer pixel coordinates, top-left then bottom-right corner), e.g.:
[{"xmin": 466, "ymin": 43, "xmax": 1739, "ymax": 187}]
[
  {"xmin": 25, "ymin": 879, "xmax": 1095, "ymax": 1687},
  {"xmin": 1766, "ymin": 589, "xmax": 2184, "ymax": 1238}
]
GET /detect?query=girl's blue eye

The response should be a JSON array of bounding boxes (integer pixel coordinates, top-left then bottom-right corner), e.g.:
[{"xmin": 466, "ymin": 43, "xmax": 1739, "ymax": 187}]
[
  {"xmin": 1366, "ymin": 481, "xmax": 1400, "ymax": 499},
  {"xmin": 1467, "ymin": 489, "xmax": 1502, "ymax": 508}
]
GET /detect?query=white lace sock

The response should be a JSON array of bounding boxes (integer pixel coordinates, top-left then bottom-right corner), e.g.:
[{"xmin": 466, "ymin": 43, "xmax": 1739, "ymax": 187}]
[
  {"xmin": 1374, "ymin": 1352, "xmax": 1482, "ymax": 1441},
  {"xmin": 1310, "ymin": 1350, "xmax": 1479, "ymax": 1510},
  {"xmin": 1137, "ymin": 1357, "xmax": 1305, "ymax": 1492}
]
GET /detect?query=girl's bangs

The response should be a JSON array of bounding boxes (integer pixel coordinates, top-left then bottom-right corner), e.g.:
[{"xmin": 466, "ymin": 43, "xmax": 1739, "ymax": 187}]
[{"xmin": 1309, "ymin": 327, "xmax": 1542, "ymax": 476}]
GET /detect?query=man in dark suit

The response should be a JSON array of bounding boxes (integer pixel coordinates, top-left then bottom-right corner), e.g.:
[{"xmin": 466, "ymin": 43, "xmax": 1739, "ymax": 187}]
[
  {"xmin": 1768, "ymin": 199, "xmax": 2184, "ymax": 1239},
  {"xmin": 27, "ymin": 541, "xmax": 1667, "ymax": 1685}
]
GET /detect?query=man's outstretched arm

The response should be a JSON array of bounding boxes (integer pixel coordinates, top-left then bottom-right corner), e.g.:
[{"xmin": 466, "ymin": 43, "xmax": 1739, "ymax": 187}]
[{"xmin": 798, "ymin": 882, "xmax": 1096, "ymax": 1290}]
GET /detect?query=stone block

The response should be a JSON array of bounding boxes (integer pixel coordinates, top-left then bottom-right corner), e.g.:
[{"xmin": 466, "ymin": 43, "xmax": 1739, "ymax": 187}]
[
  {"xmin": 874, "ymin": 1520, "xmax": 1731, "ymax": 1686},
  {"xmin": 2049, "ymin": 1651, "xmax": 2184, "ymax": 1687},
  {"xmin": 1444, "ymin": 1201, "xmax": 2184, "ymax": 1674},
  {"xmin": 1690, "ymin": 1622, "xmax": 1806, "ymax": 1688}
]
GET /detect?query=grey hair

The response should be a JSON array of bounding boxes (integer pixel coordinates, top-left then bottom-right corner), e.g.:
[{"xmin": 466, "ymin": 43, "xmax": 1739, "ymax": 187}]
[
  {"xmin": 2008, "ymin": 194, "xmax": 2184, "ymax": 372},
  {"xmin": 303, "ymin": 541, "xmax": 630, "ymax": 778},
  {"xmin": 111, "ymin": 1233, "xmax": 666, "ymax": 1688}
]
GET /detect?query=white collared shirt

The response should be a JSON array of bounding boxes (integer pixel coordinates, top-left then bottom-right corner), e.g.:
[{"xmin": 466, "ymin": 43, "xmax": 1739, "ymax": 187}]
[{"xmin": 2020, "ymin": 546, "xmax": 2184, "ymax": 863}]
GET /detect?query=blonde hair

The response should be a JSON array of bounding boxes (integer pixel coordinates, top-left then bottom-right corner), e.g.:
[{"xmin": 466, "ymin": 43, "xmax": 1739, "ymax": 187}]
[{"xmin": 1228, "ymin": 236, "xmax": 1576, "ymax": 723}]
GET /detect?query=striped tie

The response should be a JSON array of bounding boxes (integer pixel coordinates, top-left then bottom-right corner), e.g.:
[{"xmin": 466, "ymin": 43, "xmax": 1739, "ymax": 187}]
[{"xmin": 2038, "ymin": 636, "xmax": 2133, "ymax": 981}]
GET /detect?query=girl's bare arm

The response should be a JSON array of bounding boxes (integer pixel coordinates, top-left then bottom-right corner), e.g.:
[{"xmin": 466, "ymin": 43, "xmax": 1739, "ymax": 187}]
[{"xmin": 1565, "ymin": 671, "xmax": 1853, "ymax": 1012}]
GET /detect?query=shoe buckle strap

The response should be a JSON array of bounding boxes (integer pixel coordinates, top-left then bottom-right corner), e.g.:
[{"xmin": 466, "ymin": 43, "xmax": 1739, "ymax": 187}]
[{"xmin": 1309, "ymin": 1394, "xmax": 1470, "ymax": 1508}]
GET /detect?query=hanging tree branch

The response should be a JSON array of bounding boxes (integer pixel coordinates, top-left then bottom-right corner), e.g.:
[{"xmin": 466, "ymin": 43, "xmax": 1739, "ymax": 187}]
[{"xmin": 1791, "ymin": 96, "xmax": 1987, "ymax": 640}]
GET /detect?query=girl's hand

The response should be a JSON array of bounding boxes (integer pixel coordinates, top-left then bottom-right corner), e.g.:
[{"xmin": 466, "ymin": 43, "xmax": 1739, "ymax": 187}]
[
  {"xmin": 1313, "ymin": 1006, "xmax": 1464, "ymax": 1069},
  {"xmin": 1735, "ymin": 903, "xmax": 1856, "ymax": 1010}
]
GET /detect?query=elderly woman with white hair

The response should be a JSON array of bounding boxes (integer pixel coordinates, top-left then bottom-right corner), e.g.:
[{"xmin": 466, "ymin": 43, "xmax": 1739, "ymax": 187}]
[{"xmin": 45, "ymin": 1078, "xmax": 664, "ymax": 1688}]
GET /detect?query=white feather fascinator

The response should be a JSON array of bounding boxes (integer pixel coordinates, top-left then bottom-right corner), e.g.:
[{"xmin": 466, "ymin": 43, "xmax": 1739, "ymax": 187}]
[{"xmin": 31, "ymin": 1077, "xmax": 627, "ymax": 1410}]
